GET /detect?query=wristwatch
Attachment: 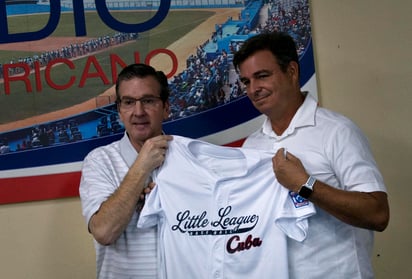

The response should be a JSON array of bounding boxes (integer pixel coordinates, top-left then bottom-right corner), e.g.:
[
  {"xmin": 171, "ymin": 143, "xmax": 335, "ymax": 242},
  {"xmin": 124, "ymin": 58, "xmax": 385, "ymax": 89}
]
[{"xmin": 298, "ymin": 176, "xmax": 316, "ymax": 199}]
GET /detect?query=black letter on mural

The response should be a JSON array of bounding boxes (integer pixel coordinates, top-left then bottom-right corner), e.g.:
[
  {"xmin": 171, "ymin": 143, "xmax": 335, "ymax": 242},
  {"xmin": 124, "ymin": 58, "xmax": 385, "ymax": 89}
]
[
  {"xmin": 0, "ymin": 1, "xmax": 60, "ymax": 43},
  {"xmin": 72, "ymin": 0, "xmax": 86, "ymax": 36},
  {"xmin": 96, "ymin": 0, "xmax": 171, "ymax": 33}
]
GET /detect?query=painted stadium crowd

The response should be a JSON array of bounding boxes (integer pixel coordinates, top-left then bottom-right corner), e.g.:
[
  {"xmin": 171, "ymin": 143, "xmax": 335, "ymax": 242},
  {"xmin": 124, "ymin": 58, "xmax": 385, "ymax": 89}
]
[
  {"xmin": 0, "ymin": 32, "xmax": 138, "ymax": 78},
  {"xmin": 0, "ymin": 0, "xmax": 312, "ymax": 153},
  {"xmin": 0, "ymin": 109, "xmax": 124, "ymax": 153},
  {"xmin": 262, "ymin": 0, "xmax": 311, "ymax": 54},
  {"xmin": 232, "ymin": 0, "xmax": 311, "ymax": 56},
  {"xmin": 167, "ymin": 48, "xmax": 234, "ymax": 120},
  {"xmin": 166, "ymin": 0, "xmax": 311, "ymax": 120}
]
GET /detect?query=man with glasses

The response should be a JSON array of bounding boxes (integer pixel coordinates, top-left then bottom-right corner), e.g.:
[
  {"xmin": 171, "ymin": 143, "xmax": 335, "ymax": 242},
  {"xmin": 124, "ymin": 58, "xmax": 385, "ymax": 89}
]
[{"xmin": 79, "ymin": 63, "xmax": 173, "ymax": 278}]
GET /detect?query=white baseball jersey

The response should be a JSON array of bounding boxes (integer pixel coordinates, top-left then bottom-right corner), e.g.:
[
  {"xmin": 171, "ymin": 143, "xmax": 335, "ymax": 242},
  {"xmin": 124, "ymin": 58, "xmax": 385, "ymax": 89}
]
[{"xmin": 138, "ymin": 136, "xmax": 315, "ymax": 279}]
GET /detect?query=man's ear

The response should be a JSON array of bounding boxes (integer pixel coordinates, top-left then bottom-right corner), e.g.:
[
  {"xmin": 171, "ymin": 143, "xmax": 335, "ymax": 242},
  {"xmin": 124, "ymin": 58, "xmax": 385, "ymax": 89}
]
[
  {"xmin": 163, "ymin": 101, "xmax": 170, "ymax": 119},
  {"xmin": 287, "ymin": 61, "xmax": 299, "ymax": 80}
]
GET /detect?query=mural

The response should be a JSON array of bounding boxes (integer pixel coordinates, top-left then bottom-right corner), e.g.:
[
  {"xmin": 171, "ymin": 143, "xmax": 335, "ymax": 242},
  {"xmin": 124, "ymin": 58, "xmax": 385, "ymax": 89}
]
[{"xmin": 0, "ymin": 0, "xmax": 317, "ymax": 204}]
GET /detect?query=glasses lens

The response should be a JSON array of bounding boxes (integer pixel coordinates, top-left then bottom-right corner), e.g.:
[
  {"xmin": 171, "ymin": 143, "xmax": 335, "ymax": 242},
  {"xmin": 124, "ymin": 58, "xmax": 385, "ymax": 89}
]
[
  {"xmin": 140, "ymin": 97, "xmax": 159, "ymax": 107},
  {"xmin": 120, "ymin": 98, "xmax": 136, "ymax": 110},
  {"xmin": 120, "ymin": 97, "xmax": 161, "ymax": 110}
]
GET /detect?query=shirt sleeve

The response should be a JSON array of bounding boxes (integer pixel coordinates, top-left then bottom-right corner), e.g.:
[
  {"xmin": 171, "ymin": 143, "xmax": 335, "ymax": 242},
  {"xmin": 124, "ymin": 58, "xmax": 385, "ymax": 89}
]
[
  {"xmin": 79, "ymin": 152, "xmax": 118, "ymax": 226},
  {"xmin": 327, "ymin": 118, "xmax": 386, "ymax": 193}
]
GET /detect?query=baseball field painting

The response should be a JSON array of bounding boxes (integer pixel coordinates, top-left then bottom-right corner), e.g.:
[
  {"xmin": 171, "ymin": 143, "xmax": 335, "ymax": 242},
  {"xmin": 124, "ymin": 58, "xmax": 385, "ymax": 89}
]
[{"xmin": 0, "ymin": 0, "xmax": 317, "ymax": 204}]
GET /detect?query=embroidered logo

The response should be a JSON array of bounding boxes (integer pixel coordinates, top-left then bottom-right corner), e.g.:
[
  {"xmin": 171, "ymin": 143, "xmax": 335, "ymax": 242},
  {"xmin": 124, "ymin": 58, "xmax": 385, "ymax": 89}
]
[
  {"xmin": 171, "ymin": 206, "xmax": 262, "ymax": 254},
  {"xmin": 289, "ymin": 191, "xmax": 309, "ymax": 208},
  {"xmin": 171, "ymin": 206, "xmax": 258, "ymax": 235}
]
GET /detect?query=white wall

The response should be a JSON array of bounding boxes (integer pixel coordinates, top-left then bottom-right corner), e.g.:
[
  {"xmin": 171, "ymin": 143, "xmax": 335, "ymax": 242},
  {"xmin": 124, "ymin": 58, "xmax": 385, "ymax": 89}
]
[{"xmin": 310, "ymin": 1, "xmax": 412, "ymax": 278}]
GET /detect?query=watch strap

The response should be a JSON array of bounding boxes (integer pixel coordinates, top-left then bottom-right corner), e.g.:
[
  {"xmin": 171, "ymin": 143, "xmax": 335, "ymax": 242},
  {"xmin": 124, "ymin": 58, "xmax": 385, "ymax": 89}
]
[{"xmin": 298, "ymin": 176, "xmax": 316, "ymax": 199}]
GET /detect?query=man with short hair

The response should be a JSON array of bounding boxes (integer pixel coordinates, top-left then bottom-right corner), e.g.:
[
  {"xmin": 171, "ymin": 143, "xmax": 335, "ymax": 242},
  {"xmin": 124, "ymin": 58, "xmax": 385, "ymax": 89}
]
[
  {"xmin": 233, "ymin": 31, "xmax": 390, "ymax": 278},
  {"xmin": 79, "ymin": 63, "xmax": 173, "ymax": 278}
]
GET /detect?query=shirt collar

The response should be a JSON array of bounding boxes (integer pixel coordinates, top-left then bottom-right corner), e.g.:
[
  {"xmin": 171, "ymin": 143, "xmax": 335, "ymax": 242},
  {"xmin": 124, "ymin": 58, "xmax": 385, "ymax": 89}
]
[
  {"xmin": 119, "ymin": 131, "xmax": 166, "ymax": 167},
  {"xmin": 262, "ymin": 92, "xmax": 317, "ymax": 138},
  {"xmin": 119, "ymin": 132, "xmax": 138, "ymax": 167}
]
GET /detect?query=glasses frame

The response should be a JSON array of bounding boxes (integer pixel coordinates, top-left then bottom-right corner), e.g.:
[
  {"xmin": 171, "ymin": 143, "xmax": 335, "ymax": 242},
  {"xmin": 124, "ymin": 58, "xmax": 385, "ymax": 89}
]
[{"xmin": 118, "ymin": 96, "xmax": 163, "ymax": 110}]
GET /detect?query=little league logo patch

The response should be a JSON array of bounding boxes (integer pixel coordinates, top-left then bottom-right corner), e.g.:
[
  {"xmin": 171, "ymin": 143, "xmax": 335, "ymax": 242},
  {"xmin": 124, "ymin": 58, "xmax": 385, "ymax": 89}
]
[{"xmin": 289, "ymin": 191, "xmax": 310, "ymax": 208}]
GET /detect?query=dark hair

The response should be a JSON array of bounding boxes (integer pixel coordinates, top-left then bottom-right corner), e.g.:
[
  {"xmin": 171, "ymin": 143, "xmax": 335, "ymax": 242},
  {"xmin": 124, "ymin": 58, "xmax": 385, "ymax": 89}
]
[
  {"xmin": 115, "ymin": 63, "xmax": 170, "ymax": 103},
  {"xmin": 233, "ymin": 32, "xmax": 300, "ymax": 75}
]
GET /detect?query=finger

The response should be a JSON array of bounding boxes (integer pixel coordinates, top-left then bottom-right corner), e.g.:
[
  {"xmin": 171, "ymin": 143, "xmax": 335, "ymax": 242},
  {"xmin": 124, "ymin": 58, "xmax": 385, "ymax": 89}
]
[
  {"xmin": 275, "ymin": 148, "xmax": 285, "ymax": 160},
  {"xmin": 144, "ymin": 183, "xmax": 156, "ymax": 195},
  {"xmin": 155, "ymin": 134, "xmax": 173, "ymax": 144},
  {"xmin": 284, "ymin": 151, "xmax": 296, "ymax": 161},
  {"xmin": 147, "ymin": 182, "xmax": 156, "ymax": 189}
]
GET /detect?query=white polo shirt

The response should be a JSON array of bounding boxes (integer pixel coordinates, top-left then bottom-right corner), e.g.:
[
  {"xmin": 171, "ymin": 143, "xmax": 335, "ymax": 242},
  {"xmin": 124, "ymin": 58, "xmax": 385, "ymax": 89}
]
[
  {"xmin": 138, "ymin": 136, "xmax": 315, "ymax": 279},
  {"xmin": 243, "ymin": 93, "xmax": 387, "ymax": 279},
  {"xmin": 80, "ymin": 133, "xmax": 157, "ymax": 279}
]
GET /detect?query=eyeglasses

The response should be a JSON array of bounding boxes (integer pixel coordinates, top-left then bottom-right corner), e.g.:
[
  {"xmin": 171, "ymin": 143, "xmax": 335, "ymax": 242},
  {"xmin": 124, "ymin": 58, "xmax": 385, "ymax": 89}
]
[{"xmin": 118, "ymin": 96, "xmax": 162, "ymax": 110}]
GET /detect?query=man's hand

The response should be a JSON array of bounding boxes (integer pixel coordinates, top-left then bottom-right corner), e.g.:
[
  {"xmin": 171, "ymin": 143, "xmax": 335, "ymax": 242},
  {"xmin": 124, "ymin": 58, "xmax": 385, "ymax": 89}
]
[
  {"xmin": 137, "ymin": 181, "xmax": 156, "ymax": 212},
  {"xmin": 135, "ymin": 135, "xmax": 173, "ymax": 174},
  {"xmin": 272, "ymin": 148, "xmax": 308, "ymax": 192}
]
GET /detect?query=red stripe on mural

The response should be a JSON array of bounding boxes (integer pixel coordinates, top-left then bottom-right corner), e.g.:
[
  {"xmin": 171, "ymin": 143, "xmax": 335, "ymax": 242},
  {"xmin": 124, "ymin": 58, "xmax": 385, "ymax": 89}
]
[
  {"xmin": 223, "ymin": 138, "xmax": 245, "ymax": 147},
  {"xmin": 0, "ymin": 138, "xmax": 246, "ymax": 204},
  {"xmin": 0, "ymin": 172, "xmax": 81, "ymax": 204}
]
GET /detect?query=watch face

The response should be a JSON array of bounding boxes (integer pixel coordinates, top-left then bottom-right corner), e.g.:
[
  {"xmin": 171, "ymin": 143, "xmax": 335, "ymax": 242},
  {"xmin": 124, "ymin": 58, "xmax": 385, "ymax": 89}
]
[{"xmin": 298, "ymin": 186, "xmax": 312, "ymax": 199}]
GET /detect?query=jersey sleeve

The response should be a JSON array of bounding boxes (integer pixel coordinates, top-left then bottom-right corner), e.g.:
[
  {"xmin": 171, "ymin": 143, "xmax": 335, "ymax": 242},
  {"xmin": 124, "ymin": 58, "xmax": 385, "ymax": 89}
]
[
  {"xmin": 274, "ymin": 190, "xmax": 316, "ymax": 242},
  {"xmin": 137, "ymin": 185, "xmax": 162, "ymax": 228}
]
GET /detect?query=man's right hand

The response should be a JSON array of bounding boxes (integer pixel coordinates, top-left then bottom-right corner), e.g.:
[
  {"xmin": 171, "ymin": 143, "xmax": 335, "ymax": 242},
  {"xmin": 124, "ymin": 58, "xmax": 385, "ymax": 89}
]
[{"xmin": 135, "ymin": 135, "xmax": 173, "ymax": 173}]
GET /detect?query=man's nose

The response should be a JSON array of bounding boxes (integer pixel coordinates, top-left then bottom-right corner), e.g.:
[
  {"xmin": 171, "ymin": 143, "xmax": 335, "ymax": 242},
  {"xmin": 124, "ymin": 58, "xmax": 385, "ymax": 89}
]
[
  {"xmin": 249, "ymin": 79, "xmax": 261, "ymax": 94},
  {"xmin": 132, "ymin": 100, "xmax": 146, "ymax": 114}
]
